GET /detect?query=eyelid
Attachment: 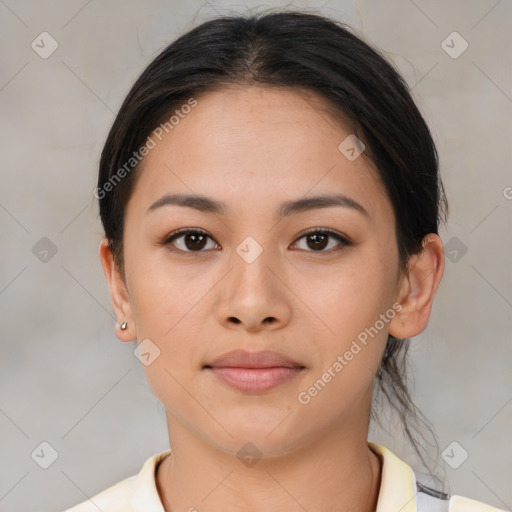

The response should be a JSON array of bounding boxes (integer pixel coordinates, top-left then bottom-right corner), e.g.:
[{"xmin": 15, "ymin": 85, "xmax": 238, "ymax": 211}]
[
  {"xmin": 294, "ymin": 227, "xmax": 351, "ymax": 244},
  {"xmin": 164, "ymin": 227, "xmax": 210, "ymax": 240},
  {"xmin": 160, "ymin": 227, "xmax": 218, "ymax": 248},
  {"xmin": 290, "ymin": 227, "xmax": 352, "ymax": 253}
]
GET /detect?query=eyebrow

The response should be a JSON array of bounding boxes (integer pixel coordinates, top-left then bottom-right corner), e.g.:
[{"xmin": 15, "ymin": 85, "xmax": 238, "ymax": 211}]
[{"xmin": 147, "ymin": 193, "xmax": 369, "ymax": 219}]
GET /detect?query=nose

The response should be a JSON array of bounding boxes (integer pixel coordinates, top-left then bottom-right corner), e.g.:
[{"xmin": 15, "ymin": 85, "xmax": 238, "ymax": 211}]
[{"xmin": 215, "ymin": 244, "xmax": 292, "ymax": 333}]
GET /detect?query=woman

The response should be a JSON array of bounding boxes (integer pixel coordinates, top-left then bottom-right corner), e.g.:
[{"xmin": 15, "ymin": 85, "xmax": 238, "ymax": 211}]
[{"xmin": 64, "ymin": 9, "xmax": 504, "ymax": 512}]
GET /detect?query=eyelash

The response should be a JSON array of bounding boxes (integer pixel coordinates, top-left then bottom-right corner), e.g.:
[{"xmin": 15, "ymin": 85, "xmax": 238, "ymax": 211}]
[{"xmin": 160, "ymin": 227, "xmax": 352, "ymax": 255}]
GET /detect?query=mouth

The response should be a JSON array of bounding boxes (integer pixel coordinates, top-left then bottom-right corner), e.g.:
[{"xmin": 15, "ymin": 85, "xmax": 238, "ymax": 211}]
[
  {"xmin": 203, "ymin": 349, "xmax": 306, "ymax": 393},
  {"xmin": 204, "ymin": 366, "xmax": 306, "ymax": 393}
]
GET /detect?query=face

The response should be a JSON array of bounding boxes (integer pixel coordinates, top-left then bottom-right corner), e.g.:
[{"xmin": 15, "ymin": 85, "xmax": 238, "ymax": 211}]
[{"xmin": 105, "ymin": 86, "xmax": 411, "ymax": 457}]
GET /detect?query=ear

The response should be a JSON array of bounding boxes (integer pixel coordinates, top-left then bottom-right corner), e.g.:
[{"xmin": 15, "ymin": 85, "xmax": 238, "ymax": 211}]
[
  {"xmin": 388, "ymin": 233, "xmax": 445, "ymax": 339},
  {"xmin": 98, "ymin": 238, "xmax": 136, "ymax": 342}
]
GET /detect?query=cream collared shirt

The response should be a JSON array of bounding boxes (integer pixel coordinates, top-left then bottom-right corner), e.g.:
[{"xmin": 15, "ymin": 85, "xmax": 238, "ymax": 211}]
[{"xmin": 62, "ymin": 442, "xmax": 506, "ymax": 512}]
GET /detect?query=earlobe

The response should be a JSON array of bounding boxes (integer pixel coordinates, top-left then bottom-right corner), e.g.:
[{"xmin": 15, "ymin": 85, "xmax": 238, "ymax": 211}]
[
  {"xmin": 98, "ymin": 238, "xmax": 136, "ymax": 342},
  {"xmin": 388, "ymin": 233, "xmax": 445, "ymax": 339}
]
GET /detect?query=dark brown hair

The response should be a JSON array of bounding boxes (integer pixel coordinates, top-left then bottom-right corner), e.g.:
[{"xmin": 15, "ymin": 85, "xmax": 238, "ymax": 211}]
[{"xmin": 97, "ymin": 9, "xmax": 449, "ymax": 491}]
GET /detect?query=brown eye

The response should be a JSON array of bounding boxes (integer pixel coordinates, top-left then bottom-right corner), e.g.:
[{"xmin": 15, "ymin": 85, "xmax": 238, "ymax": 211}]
[
  {"xmin": 306, "ymin": 233, "xmax": 329, "ymax": 250},
  {"xmin": 163, "ymin": 229, "xmax": 218, "ymax": 252},
  {"xmin": 293, "ymin": 229, "xmax": 351, "ymax": 253},
  {"xmin": 161, "ymin": 228, "xmax": 350, "ymax": 254}
]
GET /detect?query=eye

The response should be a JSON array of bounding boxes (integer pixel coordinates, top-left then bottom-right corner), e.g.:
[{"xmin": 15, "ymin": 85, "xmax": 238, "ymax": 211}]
[
  {"xmin": 291, "ymin": 228, "xmax": 351, "ymax": 253},
  {"xmin": 161, "ymin": 228, "xmax": 219, "ymax": 253},
  {"xmin": 160, "ymin": 227, "xmax": 351, "ymax": 254}
]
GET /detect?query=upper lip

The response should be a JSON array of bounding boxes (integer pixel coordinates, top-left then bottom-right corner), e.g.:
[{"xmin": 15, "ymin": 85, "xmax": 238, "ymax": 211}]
[{"xmin": 204, "ymin": 350, "xmax": 304, "ymax": 369}]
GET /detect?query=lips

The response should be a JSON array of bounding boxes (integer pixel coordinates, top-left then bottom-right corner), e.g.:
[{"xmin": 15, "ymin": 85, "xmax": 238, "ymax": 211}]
[
  {"xmin": 203, "ymin": 350, "xmax": 306, "ymax": 393},
  {"xmin": 204, "ymin": 349, "xmax": 304, "ymax": 369}
]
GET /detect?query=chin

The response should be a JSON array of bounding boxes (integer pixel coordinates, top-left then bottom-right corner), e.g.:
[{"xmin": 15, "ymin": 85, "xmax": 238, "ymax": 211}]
[{"xmin": 209, "ymin": 412, "xmax": 306, "ymax": 452}]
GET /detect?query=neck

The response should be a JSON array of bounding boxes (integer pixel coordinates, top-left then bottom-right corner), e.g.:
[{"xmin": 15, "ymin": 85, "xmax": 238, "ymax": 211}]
[{"xmin": 156, "ymin": 423, "xmax": 382, "ymax": 512}]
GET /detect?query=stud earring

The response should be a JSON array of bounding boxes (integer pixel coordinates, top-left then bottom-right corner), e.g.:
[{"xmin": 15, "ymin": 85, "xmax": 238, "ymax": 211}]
[{"xmin": 120, "ymin": 322, "xmax": 128, "ymax": 330}]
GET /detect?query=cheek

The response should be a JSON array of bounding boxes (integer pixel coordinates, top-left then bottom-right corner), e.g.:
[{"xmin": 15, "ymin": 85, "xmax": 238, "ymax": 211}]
[
  {"xmin": 124, "ymin": 238, "xmax": 204, "ymax": 334},
  {"xmin": 130, "ymin": 273, "xmax": 202, "ymax": 411},
  {"xmin": 125, "ymin": 251, "xmax": 214, "ymax": 372},
  {"xmin": 298, "ymin": 246, "xmax": 395, "ymax": 383},
  {"xmin": 307, "ymin": 250, "xmax": 393, "ymax": 332},
  {"xmin": 296, "ymin": 271, "xmax": 391, "ymax": 416}
]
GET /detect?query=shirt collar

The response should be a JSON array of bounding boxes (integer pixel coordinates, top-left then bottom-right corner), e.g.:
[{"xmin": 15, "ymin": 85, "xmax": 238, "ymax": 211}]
[
  {"xmin": 129, "ymin": 450, "xmax": 170, "ymax": 511},
  {"xmin": 129, "ymin": 442, "xmax": 418, "ymax": 512},
  {"xmin": 369, "ymin": 442, "xmax": 418, "ymax": 512}
]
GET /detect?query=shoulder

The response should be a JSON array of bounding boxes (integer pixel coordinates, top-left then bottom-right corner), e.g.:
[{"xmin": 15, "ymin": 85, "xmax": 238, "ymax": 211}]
[
  {"xmin": 448, "ymin": 495, "xmax": 508, "ymax": 512},
  {"xmin": 60, "ymin": 450, "xmax": 171, "ymax": 512},
  {"xmin": 416, "ymin": 479, "xmax": 507, "ymax": 512},
  {"xmin": 368, "ymin": 442, "xmax": 506, "ymax": 512},
  {"xmin": 62, "ymin": 475, "xmax": 137, "ymax": 512}
]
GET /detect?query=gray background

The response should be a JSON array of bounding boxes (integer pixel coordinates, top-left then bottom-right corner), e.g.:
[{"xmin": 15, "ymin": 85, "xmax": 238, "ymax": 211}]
[{"xmin": 0, "ymin": 1, "xmax": 511, "ymax": 511}]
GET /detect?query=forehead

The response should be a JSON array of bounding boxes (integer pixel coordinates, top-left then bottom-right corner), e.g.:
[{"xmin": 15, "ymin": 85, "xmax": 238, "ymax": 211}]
[{"xmin": 126, "ymin": 86, "xmax": 393, "ymax": 223}]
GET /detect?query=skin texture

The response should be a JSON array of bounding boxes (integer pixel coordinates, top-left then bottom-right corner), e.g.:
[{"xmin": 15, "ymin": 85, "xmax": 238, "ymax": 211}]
[{"xmin": 99, "ymin": 86, "xmax": 445, "ymax": 512}]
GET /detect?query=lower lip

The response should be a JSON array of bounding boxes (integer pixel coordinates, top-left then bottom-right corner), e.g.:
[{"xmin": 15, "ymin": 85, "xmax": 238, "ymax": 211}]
[{"xmin": 207, "ymin": 366, "xmax": 304, "ymax": 393}]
